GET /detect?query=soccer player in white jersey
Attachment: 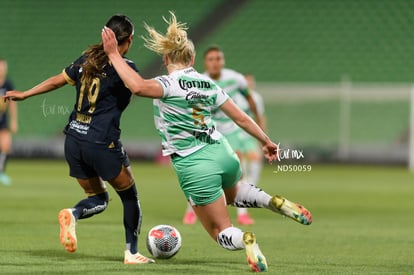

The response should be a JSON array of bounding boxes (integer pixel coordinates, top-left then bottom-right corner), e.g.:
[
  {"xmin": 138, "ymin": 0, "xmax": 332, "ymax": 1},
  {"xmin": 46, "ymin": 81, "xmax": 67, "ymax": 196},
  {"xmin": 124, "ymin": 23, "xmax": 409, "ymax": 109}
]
[
  {"xmin": 102, "ymin": 12, "xmax": 312, "ymax": 272},
  {"xmin": 183, "ymin": 46, "xmax": 262, "ymax": 225},
  {"xmin": 239, "ymin": 74, "xmax": 266, "ymax": 191}
]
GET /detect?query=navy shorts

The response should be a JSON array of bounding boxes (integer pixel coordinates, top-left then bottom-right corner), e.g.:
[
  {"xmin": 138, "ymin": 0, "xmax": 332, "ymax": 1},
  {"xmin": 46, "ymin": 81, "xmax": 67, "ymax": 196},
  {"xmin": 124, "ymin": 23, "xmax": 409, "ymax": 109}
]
[{"xmin": 64, "ymin": 135, "xmax": 130, "ymax": 181}]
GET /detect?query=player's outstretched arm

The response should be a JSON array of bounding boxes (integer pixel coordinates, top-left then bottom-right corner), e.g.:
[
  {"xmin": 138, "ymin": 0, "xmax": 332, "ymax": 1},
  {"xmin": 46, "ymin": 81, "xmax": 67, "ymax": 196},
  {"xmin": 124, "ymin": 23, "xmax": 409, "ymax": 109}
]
[
  {"xmin": 3, "ymin": 74, "xmax": 67, "ymax": 101},
  {"xmin": 101, "ymin": 27, "xmax": 163, "ymax": 99},
  {"xmin": 221, "ymin": 98, "xmax": 278, "ymax": 162}
]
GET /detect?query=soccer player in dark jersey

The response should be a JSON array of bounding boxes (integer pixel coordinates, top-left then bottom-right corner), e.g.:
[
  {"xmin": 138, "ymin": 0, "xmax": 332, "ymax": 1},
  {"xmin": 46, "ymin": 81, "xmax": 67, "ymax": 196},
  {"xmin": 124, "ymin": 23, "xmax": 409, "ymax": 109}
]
[
  {"xmin": 3, "ymin": 15, "xmax": 154, "ymax": 264},
  {"xmin": 0, "ymin": 59, "xmax": 18, "ymax": 186}
]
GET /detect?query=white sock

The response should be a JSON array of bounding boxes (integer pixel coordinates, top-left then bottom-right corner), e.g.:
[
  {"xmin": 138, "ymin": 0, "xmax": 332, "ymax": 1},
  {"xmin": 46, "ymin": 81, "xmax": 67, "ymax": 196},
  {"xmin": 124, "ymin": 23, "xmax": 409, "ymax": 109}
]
[
  {"xmin": 232, "ymin": 182, "xmax": 271, "ymax": 208},
  {"xmin": 217, "ymin": 227, "xmax": 244, "ymax": 250},
  {"xmin": 248, "ymin": 160, "xmax": 262, "ymax": 187},
  {"xmin": 242, "ymin": 158, "xmax": 248, "ymax": 177},
  {"xmin": 237, "ymin": 207, "xmax": 247, "ymax": 215}
]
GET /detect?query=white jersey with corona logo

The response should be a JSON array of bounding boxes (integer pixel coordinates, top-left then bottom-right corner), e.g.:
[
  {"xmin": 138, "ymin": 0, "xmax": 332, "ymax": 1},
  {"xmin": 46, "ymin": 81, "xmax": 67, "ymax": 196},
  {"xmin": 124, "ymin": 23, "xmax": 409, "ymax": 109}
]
[{"xmin": 153, "ymin": 67, "xmax": 229, "ymax": 157}]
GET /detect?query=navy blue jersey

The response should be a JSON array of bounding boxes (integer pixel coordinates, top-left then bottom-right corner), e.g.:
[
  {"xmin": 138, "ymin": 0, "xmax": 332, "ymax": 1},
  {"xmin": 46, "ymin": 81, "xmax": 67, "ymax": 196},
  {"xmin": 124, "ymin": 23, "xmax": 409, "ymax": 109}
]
[{"xmin": 62, "ymin": 55, "xmax": 138, "ymax": 143}]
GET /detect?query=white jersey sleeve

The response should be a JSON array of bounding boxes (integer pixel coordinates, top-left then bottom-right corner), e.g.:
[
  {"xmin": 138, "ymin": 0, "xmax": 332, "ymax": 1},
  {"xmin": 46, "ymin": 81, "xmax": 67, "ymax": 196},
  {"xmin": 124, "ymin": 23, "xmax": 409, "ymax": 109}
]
[
  {"xmin": 154, "ymin": 75, "xmax": 173, "ymax": 98},
  {"xmin": 215, "ymin": 88, "xmax": 229, "ymax": 108}
]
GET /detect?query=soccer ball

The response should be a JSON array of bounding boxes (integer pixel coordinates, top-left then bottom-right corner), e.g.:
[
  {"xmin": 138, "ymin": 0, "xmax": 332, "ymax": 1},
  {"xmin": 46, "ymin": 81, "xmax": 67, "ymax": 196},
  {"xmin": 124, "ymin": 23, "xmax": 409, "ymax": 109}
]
[{"xmin": 146, "ymin": 224, "xmax": 182, "ymax": 259}]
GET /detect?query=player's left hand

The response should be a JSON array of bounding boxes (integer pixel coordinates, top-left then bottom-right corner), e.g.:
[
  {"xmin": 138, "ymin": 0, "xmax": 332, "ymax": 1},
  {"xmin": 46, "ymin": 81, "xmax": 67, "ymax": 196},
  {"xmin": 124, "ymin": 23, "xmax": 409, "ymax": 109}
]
[
  {"xmin": 3, "ymin": 90, "xmax": 26, "ymax": 102},
  {"xmin": 102, "ymin": 26, "xmax": 118, "ymax": 56}
]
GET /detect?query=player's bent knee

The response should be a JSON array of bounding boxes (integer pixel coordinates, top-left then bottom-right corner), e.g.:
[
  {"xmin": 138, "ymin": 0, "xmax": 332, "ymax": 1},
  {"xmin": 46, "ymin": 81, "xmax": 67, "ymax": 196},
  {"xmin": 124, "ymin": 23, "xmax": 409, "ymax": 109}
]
[
  {"xmin": 217, "ymin": 227, "xmax": 244, "ymax": 251},
  {"xmin": 109, "ymin": 167, "xmax": 134, "ymax": 191}
]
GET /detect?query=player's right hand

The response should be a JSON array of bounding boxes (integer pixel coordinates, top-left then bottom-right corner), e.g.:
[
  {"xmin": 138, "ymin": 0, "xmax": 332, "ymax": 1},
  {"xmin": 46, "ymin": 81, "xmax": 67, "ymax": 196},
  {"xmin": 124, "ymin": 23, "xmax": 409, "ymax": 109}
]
[
  {"xmin": 262, "ymin": 141, "xmax": 278, "ymax": 163},
  {"xmin": 102, "ymin": 26, "xmax": 119, "ymax": 57},
  {"xmin": 3, "ymin": 90, "xmax": 27, "ymax": 102}
]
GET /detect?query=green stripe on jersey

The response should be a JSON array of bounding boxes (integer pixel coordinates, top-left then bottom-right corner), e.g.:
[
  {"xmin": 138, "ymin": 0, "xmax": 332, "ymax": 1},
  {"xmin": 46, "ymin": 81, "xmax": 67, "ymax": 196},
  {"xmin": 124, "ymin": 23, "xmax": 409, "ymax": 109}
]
[
  {"xmin": 161, "ymin": 96, "xmax": 190, "ymax": 109},
  {"xmin": 153, "ymin": 104, "xmax": 160, "ymax": 117}
]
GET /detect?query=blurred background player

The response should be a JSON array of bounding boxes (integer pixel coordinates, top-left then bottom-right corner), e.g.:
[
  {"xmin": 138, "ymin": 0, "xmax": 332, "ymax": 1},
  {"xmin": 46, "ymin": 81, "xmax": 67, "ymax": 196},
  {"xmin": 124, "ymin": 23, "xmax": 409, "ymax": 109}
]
[
  {"xmin": 0, "ymin": 59, "xmax": 18, "ymax": 186},
  {"xmin": 240, "ymin": 74, "xmax": 266, "ymax": 193},
  {"xmin": 182, "ymin": 46, "xmax": 262, "ymax": 225}
]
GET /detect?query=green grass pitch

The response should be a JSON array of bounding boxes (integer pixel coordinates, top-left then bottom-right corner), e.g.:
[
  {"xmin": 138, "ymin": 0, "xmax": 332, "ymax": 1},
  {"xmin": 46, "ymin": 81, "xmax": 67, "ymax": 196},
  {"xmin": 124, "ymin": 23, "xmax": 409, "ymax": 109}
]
[{"xmin": 0, "ymin": 160, "xmax": 413, "ymax": 274}]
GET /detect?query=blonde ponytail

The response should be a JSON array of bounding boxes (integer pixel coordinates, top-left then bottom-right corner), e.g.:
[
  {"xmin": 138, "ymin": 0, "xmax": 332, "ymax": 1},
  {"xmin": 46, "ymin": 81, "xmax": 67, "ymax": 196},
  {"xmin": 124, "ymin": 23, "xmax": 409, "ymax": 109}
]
[{"xmin": 142, "ymin": 11, "xmax": 195, "ymax": 65}]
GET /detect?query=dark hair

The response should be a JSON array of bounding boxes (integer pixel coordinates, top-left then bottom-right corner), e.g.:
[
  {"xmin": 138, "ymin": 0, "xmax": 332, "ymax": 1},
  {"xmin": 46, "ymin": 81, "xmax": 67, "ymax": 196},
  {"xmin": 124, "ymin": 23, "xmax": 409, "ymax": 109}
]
[
  {"xmin": 81, "ymin": 15, "xmax": 134, "ymax": 91},
  {"xmin": 203, "ymin": 45, "xmax": 223, "ymax": 58}
]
